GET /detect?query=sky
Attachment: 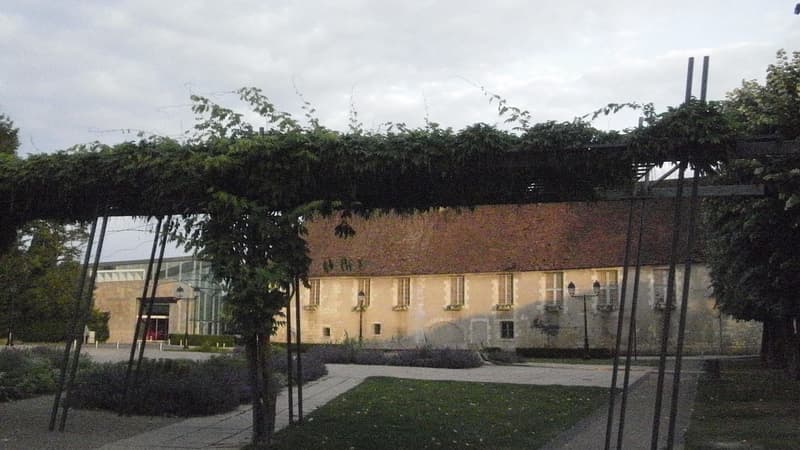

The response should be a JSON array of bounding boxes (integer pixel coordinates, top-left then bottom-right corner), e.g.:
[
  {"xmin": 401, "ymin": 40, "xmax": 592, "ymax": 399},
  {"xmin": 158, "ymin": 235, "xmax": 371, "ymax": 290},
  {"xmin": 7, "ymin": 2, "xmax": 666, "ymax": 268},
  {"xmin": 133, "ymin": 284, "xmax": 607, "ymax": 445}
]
[{"xmin": 1, "ymin": 1, "xmax": 798, "ymax": 261}]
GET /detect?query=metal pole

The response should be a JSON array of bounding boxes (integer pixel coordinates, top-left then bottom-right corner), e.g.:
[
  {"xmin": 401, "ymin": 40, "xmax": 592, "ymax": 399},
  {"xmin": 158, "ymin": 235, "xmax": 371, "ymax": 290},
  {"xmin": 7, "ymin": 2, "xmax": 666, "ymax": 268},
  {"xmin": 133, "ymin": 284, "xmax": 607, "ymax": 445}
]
[
  {"xmin": 295, "ymin": 276, "xmax": 303, "ymax": 423},
  {"xmin": 666, "ymin": 55, "xmax": 709, "ymax": 449},
  {"xmin": 358, "ymin": 301, "xmax": 363, "ymax": 345},
  {"xmin": 617, "ymin": 198, "xmax": 647, "ymax": 449},
  {"xmin": 650, "ymin": 162, "xmax": 687, "ymax": 450},
  {"xmin": 50, "ymin": 215, "xmax": 98, "ymax": 431},
  {"xmin": 59, "ymin": 214, "xmax": 108, "ymax": 431},
  {"xmin": 651, "ymin": 56, "xmax": 694, "ymax": 450},
  {"xmin": 666, "ymin": 168, "xmax": 700, "ymax": 448},
  {"xmin": 604, "ymin": 198, "xmax": 636, "ymax": 450},
  {"xmin": 120, "ymin": 216, "xmax": 162, "ymax": 415},
  {"xmin": 583, "ymin": 296, "xmax": 590, "ymax": 359},
  {"xmin": 286, "ymin": 280, "xmax": 294, "ymax": 424},
  {"xmin": 134, "ymin": 216, "xmax": 172, "ymax": 382},
  {"xmin": 184, "ymin": 296, "xmax": 190, "ymax": 349}
]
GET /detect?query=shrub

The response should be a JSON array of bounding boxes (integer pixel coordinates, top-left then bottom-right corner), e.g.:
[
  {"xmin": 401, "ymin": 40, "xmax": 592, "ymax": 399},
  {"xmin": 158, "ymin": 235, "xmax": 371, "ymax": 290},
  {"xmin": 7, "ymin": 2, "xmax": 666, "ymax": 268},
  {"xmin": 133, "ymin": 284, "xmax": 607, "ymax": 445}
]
[
  {"xmin": 271, "ymin": 349, "xmax": 328, "ymax": 384},
  {"xmin": 0, "ymin": 347, "xmax": 59, "ymax": 401},
  {"xmin": 70, "ymin": 357, "xmax": 249, "ymax": 416},
  {"xmin": 308, "ymin": 345, "xmax": 483, "ymax": 369},
  {"xmin": 483, "ymin": 348, "xmax": 522, "ymax": 364},
  {"xmin": 515, "ymin": 347, "xmax": 613, "ymax": 359}
]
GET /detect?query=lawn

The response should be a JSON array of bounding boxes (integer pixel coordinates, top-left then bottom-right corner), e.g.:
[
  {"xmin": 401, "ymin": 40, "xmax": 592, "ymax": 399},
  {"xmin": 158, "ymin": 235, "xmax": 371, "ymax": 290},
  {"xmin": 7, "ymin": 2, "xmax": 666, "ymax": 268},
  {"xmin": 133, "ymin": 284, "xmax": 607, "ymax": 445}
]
[
  {"xmin": 685, "ymin": 358, "xmax": 800, "ymax": 449},
  {"xmin": 269, "ymin": 377, "xmax": 607, "ymax": 449}
]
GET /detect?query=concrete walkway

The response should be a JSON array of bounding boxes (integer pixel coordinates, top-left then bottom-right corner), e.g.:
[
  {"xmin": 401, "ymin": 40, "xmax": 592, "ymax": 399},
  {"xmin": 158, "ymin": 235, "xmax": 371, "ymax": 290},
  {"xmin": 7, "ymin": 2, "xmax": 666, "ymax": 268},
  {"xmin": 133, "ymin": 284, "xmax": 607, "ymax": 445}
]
[
  {"xmin": 99, "ymin": 363, "xmax": 650, "ymax": 449},
  {"xmin": 543, "ymin": 360, "xmax": 703, "ymax": 450}
]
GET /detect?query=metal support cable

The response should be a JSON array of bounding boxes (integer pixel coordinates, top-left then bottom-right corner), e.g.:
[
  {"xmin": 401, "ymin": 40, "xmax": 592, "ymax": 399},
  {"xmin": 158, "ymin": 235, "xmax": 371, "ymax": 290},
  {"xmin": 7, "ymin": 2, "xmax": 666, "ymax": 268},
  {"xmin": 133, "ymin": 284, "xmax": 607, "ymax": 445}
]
[
  {"xmin": 50, "ymin": 215, "xmax": 98, "ymax": 431},
  {"xmin": 617, "ymin": 198, "xmax": 647, "ymax": 449},
  {"xmin": 604, "ymin": 198, "xmax": 637, "ymax": 450},
  {"xmin": 59, "ymin": 214, "xmax": 108, "ymax": 431}
]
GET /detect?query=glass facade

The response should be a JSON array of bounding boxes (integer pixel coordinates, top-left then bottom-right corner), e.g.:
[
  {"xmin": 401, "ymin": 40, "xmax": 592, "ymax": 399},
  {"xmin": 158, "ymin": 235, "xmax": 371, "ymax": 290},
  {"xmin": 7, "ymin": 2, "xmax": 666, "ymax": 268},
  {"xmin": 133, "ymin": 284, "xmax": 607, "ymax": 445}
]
[{"xmin": 99, "ymin": 257, "xmax": 226, "ymax": 335}]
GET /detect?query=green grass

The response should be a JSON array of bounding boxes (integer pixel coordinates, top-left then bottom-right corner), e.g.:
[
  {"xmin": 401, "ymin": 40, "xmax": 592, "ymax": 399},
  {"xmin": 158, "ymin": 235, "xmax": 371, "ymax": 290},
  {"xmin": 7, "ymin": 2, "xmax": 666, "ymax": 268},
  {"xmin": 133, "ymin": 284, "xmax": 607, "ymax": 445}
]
[
  {"xmin": 685, "ymin": 358, "xmax": 800, "ymax": 449},
  {"xmin": 268, "ymin": 377, "xmax": 607, "ymax": 449}
]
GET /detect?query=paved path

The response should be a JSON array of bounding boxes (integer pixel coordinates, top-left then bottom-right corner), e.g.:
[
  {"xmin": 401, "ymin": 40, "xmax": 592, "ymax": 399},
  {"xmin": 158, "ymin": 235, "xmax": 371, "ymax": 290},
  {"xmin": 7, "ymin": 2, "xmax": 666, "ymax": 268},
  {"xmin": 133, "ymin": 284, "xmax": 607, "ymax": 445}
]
[
  {"xmin": 100, "ymin": 363, "xmax": 650, "ymax": 449},
  {"xmin": 543, "ymin": 360, "xmax": 703, "ymax": 450}
]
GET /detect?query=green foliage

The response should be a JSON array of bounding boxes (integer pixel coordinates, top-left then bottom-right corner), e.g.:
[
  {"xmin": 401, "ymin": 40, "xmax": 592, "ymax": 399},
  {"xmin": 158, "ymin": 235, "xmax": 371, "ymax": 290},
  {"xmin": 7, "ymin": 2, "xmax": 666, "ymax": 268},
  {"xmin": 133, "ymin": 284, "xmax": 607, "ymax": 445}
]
[
  {"xmin": 307, "ymin": 345, "xmax": 484, "ymax": 369},
  {"xmin": 87, "ymin": 310, "xmax": 110, "ymax": 343},
  {"xmin": 0, "ymin": 347, "xmax": 60, "ymax": 401},
  {"xmin": 269, "ymin": 377, "xmax": 607, "ymax": 449},
  {"xmin": 0, "ymin": 113, "xmax": 19, "ymax": 156},
  {"xmin": 724, "ymin": 49, "xmax": 800, "ymax": 139},
  {"xmin": 71, "ymin": 357, "xmax": 249, "ymax": 416},
  {"xmin": 704, "ymin": 50, "xmax": 800, "ymax": 323},
  {"xmin": 0, "ymin": 221, "xmax": 102, "ymax": 342}
]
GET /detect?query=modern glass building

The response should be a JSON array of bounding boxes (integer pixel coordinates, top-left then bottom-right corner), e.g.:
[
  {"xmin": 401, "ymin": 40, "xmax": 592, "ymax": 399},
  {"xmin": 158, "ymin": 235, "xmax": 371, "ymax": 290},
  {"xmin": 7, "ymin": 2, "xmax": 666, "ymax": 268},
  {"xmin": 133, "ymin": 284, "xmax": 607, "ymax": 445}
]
[{"xmin": 97, "ymin": 256, "xmax": 225, "ymax": 335}]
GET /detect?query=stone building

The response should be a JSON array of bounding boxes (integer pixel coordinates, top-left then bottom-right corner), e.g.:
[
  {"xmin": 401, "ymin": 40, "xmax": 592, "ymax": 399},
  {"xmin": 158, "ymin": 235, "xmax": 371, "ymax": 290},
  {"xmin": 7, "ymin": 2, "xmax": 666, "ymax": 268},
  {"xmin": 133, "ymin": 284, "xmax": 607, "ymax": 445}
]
[{"xmin": 295, "ymin": 201, "xmax": 760, "ymax": 354}]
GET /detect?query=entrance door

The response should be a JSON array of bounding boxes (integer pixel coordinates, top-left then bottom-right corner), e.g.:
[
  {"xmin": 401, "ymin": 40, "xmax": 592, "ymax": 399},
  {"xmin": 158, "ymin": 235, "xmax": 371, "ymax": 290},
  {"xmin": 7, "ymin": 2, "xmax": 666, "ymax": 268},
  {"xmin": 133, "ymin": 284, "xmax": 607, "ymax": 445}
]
[
  {"xmin": 145, "ymin": 318, "xmax": 169, "ymax": 341},
  {"xmin": 470, "ymin": 319, "xmax": 489, "ymax": 347}
]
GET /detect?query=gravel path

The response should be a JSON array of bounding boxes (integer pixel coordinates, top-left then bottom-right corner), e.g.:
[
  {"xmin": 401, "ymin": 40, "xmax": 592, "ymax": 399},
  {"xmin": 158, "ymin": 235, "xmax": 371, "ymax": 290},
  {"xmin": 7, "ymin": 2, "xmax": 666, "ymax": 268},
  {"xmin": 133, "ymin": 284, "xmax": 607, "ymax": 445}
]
[{"xmin": 0, "ymin": 395, "xmax": 182, "ymax": 450}]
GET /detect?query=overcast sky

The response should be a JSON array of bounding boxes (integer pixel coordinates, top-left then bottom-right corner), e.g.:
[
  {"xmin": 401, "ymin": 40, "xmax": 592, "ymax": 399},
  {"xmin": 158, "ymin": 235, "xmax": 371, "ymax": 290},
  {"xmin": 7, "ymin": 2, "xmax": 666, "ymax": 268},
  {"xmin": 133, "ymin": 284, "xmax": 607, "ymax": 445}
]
[{"xmin": 1, "ymin": 1, "xmax": 798, "ymax": 261}]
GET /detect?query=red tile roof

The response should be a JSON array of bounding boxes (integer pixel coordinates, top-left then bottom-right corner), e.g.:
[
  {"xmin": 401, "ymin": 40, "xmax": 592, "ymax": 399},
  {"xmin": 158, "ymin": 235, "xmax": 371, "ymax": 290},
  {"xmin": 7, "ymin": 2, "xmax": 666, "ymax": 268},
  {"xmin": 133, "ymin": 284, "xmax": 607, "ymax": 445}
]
[{"xmin": 306, "ymin": 200, "xmax": 695, "ymax": 277}]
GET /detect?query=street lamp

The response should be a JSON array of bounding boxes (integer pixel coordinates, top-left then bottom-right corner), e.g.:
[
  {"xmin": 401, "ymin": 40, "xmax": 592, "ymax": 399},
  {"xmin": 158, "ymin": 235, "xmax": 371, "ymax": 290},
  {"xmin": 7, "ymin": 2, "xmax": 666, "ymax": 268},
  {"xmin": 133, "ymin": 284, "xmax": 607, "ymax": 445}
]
[
  {"xmin": 357, "ymin": 290, "xmax": 366, "ymax": 345},
  {"xmin": 568, "ymin": 280, "xmax": 601, "ymax": 359}
]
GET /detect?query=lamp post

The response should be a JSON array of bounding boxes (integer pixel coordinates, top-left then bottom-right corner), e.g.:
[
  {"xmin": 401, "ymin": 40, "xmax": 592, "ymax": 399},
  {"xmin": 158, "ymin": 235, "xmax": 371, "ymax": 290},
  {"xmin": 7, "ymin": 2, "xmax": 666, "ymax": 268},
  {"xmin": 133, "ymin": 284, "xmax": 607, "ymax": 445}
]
[
  {"xmin": 568, "ymin": 280, "xmax": 601, "ymax": 359},
  {"xmin": 357, "ymin": 291, "xmax": 366, "ymax": 345}
]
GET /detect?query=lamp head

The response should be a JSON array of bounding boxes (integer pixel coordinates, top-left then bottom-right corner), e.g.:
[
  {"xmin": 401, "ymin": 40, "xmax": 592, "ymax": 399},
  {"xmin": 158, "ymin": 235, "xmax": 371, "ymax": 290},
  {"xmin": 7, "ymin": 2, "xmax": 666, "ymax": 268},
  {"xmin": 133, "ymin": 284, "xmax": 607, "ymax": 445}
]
[
  {"xmin": 593, "ymin": 280, "xmax": 601, "ymax": 296},
  {"xmin": 567, "ymin": 282, "xmax": 576, "ymax": 297},
  {"xmin": 175, "ymin": 285, "xmax": 185, "ymax": 299},
  {"xmin": 357, "ymin": 290, "xmax": 366, "ymax": 305}
]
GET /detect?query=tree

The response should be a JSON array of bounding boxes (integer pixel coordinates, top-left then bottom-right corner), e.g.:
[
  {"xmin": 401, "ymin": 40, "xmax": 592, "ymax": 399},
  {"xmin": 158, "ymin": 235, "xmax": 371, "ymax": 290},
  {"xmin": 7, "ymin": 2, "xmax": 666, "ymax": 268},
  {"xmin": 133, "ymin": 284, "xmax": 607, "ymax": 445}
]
[
  {"xmin": 177, "ymin": 89, "xmax": 313, "ymax": 446},
  {"xmin": 705, "ymin": 50, "xmax": 800, "ymax": 377},
  {"xmin": 0, "ymin": 220, "xmax": 98, "ymax": 344},
  {"xmin": 0, "ymin": 113, "xmax": 19, "ymax": 156}
]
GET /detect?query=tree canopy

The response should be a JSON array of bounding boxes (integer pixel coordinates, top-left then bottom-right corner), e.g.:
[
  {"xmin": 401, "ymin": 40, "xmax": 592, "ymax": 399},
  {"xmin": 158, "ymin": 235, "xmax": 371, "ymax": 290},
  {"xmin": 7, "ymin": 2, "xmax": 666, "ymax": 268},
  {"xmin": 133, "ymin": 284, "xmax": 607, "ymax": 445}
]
[{"xmin": 704, "ymin": 50, "xmax": 800, "ymax": 374}]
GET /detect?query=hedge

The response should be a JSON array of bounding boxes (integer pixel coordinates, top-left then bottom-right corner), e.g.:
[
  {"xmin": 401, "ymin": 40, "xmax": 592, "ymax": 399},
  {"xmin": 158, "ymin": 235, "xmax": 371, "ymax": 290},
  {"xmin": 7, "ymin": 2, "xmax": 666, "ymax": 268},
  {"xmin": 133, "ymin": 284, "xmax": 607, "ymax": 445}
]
[{"xmin": 167, "ymin": 334, "xmax": 236, "ymax": 347}]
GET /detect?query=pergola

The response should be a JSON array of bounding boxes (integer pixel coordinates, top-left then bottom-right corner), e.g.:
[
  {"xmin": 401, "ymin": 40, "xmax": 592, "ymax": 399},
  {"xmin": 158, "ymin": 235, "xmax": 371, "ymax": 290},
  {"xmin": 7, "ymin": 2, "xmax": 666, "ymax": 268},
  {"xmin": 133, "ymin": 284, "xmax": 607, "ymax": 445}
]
[{"xmin": 1, "ymin": 56, "xmax": 797, "ymax": 449}]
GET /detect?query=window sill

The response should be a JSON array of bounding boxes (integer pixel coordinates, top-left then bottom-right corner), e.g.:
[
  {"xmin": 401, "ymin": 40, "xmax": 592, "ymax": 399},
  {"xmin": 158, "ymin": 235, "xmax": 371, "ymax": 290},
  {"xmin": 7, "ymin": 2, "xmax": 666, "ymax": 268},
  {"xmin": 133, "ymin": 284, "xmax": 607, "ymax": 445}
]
[
  {"xmin": 303, "ymin": 305, "xmax": 319, "ymax": 311},
  {"xmin": 445, "ymin": 304, "xmax": 464, "ymax": 311},
  {"xmin": 352, "ymin": 305, "xmax": 368, "ymax": 312},
  {"xmin": 392, "ymin": 305, "xmax": 409, "ymax": 312},
  {"xmin": 494, "ymin": 304, "xmax": 513, "ymax": 311}
]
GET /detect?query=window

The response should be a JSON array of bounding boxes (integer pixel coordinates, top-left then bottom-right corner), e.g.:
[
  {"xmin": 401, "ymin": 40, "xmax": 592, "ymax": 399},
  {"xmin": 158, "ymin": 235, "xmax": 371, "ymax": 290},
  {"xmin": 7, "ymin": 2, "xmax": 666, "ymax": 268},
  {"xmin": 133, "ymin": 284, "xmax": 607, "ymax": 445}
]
[
  {"xmin": 598, "ymin": 270, "xmax": 619, "ymax": 308},
  {"xmin": 654, "ymin": 268, "xmax": 669, "ymax": 308},
  {"xmin": 322, "ymin": 326, "xmax": 331, "ymax": 338},
  {"xmin": 545, "ymin": 272, "xmax": 564, "ymax": 308},
  {"xmin": 309, "ymin": 279, "xmax": 321, "ymax": 306},
  {"xmin": 372, "ymin": 323, "xmax": 382, "ymax": 335},
  {"xmin": 498, "ymin": 273, "xmax": 514, "ymax": 305},
  {"xmin": 357, "ymin": 278, "xmax": 371, "ymax": 307},
  {"xmin": 397, "ymin": 277, "xmax": 410, "ymax": 308},
  {"xmin": 500, "ymin": 321, "xmax": 514, "ymax": 339},
  {"xmin": 450, "ymin": 275, "xmax": 465, "ymax": 307}
]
